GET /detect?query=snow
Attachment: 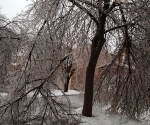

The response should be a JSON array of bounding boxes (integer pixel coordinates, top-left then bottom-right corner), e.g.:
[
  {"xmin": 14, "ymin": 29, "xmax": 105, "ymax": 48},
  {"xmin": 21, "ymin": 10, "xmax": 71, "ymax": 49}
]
[
  {"xmin": 52, "ymin": 89, "xmax": 81, "ymax": 96},
  {"xmin": 0, "ymin": 90, "xmax": 80, "ymax": 98},
  {"xmin": 76, "ymin": 106, "xmax": 149, "ymax": 125},
  {"xmin": 26, "ymin": 89, "xmax": 81, "ymax": 97},
  {"xmin": 0, "ymin": 92, "xmax": 8, "ymax": 97},
  {"xmin": 0, "ymin": 90, "xmax": 150, "ymax": 125},
  {"xmin": 61, "ymin": 90, "xmax": 150, "ymax": 125}
]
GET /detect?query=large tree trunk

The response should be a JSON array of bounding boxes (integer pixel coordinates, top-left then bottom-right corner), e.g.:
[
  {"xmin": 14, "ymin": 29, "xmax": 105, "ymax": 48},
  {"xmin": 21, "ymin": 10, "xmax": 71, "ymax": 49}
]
[
  {"xmin": 82, "ymin": 15, "xmax": 106, "ymax": 117},
  {"xmin": 82, "ymin": 48, "xmax": 99, "ymax": 116},
  {"xmin": 82, "ymin": 37, "xmax": 105, "ymax": 117}
]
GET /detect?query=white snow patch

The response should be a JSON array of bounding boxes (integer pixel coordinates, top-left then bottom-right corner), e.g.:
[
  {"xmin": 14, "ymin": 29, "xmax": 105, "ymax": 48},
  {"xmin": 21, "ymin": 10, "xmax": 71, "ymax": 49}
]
[
  {"xmin": 52, "ymin": 90, "xmax": 81, "ymax": 96},
  {"xmin": 75, "ymin": 105, "xmax": 150, "ymax": 125},
  {"xmin": 0, "ymin": 92, "xmax": 8, "ymax": 97},
  {"xmin": 66, "ymin": 90, "xmax": 150, "ymax": 125},
  {"xmin": 27, "ymin": 89, "xmax": 80, "ymax": 97}
]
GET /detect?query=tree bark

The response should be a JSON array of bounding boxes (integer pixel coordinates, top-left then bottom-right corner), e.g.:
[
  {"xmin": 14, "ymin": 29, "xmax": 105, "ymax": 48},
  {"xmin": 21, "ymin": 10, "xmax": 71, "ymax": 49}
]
[
  {"xmin": 64, "ymin": 75, "xmax": 70, "ymax": 92},
  {"xmin": 82, "ymin": 15, "xmax": 106, "ymax": 117},
  {"xmin": 82, "ymin": 47, "xmax": 99, "ymax": 117},
  {"xmin": 64, "ymin": 63, "xmax": 74, "ymax": 92}
]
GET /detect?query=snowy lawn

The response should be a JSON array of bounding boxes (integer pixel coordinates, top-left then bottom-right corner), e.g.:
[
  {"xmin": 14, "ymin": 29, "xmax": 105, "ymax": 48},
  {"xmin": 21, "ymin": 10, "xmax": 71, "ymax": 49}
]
[
  {"xmin": 58, "ymin": 90, "xmax": 150, "ymax": 125},
  {"xmin": 76, "ymin": 106, "xmax": 150, "ymax": 125},
  {"xmin": 1, "ymin": 90, "xmax": 150, "ymax": 125},
  {"xmin": 52, "ymin": 89, "xmax": 81, "ymax": 96}
]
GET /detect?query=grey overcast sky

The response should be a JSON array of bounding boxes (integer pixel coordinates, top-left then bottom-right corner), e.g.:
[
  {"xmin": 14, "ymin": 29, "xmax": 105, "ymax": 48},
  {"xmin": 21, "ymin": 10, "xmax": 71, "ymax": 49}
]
[{"xmin": 0, "ymin": 0, "xmax": 32, "ymax": 20}]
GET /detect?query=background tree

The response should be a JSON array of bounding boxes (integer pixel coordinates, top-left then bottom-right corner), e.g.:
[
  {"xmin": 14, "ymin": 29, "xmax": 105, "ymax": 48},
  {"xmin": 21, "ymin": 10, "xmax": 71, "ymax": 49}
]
[{"xmin": 11, "ymin": 0, "xmax": 150, "ymax": 118}]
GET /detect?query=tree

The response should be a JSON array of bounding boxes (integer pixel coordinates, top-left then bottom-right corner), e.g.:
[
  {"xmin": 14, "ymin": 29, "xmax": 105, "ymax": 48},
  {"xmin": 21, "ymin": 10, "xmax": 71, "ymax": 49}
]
[
  {"xmin": 63, "ymin": 55, "xmax": 75, "ymax": 92},
  {"xmin": 20, "ymin": 0, "xmax": 150, "ymax": 118},
  {"xmin": 56, "ymin": 0, "xmax": 149, "ymax": 117},
  {"xmin": 24, "ymin": 0, "xmax": 122, "ymax": 117}
]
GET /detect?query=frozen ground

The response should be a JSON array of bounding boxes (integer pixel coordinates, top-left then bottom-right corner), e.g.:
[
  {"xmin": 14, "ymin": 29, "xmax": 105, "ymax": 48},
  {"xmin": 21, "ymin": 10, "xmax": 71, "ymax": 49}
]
[
  {"xmin": 56, "ymin": 90, "xmax": 150, "ymax": 125},
  {"xmin": 52, "ymin": 89, "xmax": 81, "ymax": 96},
  {"xmin": 0, "ymin": 90, "xmax": 150, "ymax": 125},
  {"xmin": 76, "ymin": 106, "xmax": 150, "ymax": 125}
]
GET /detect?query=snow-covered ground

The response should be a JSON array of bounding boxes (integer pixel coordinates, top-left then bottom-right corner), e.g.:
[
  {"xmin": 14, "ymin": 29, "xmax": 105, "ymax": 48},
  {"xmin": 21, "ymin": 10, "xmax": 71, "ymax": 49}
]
[
  {"xmin": 76, "ymin": 106, "xmax": 150, "ymax": 125},
  {"xmin": 60, "ymin": 90, "xmax": 150, "ymax": 125},
  {"xmin": 52, "ymin": 89, "xmax": 81, "ymax": 96},
  {"xmin": 0, "ymin": 90, "xmax": 150, "ymax": 125}
]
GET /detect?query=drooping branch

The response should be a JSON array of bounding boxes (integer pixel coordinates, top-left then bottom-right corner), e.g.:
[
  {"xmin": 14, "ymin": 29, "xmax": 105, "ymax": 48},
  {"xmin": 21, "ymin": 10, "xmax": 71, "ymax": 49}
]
[
  {"xmin": 37, "ymin": 20, "xmax": 47, "ymax": 36},
  {"xmin": 119, "ymin": 5, "xmax": 132, "ymax": 74},
  {"xmin": 104, "ymin": 22, "xmax": 135, "ymax": 34},
  {"xmin": 0, "ymin": 36, "xmax": 20, "ymax": 40},
  {"xmin": 68, "ymin": 0, "xmax": 99, "ymax": 25}
]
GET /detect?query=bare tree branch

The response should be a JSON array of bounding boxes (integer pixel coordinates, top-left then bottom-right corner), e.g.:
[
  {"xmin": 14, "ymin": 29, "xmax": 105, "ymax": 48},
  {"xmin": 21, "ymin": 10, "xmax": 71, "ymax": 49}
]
[{"xmin": 68, "ymin": 0, "xmax": 99, "ymax": 25}]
